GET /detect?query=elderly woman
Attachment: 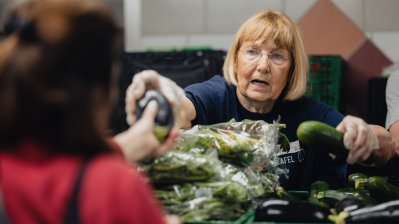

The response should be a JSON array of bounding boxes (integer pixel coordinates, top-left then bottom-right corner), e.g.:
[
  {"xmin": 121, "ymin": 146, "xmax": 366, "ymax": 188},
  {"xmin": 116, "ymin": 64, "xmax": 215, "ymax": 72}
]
[{"xmin": 126, "ymin": 9, "xmax": 396, "ymax": 190}]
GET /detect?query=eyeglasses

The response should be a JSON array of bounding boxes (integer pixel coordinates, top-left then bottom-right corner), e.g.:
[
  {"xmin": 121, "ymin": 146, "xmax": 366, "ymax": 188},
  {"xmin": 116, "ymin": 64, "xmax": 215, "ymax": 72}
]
[{"xmin": 238, "ymin": 47, "xmax": 290, "ymax": 66}]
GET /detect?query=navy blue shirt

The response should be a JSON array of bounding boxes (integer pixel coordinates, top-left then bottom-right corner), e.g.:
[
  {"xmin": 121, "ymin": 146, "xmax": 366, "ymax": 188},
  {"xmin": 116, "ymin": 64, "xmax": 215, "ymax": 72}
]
[{"xmin": 185, "ymin": 75, "xmax": 347, "ymax": 190}]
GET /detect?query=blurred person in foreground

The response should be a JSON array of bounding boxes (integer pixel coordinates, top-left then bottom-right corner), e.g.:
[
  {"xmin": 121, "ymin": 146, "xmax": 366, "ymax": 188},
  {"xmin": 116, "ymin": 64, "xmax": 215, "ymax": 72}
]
[
  {"xmin": 0, "ymin": 0, "xmax": 179, "ymax": 223},
  {"xmin": 125, "ymin": 9, "xmax": 396, "ymax": 190}
]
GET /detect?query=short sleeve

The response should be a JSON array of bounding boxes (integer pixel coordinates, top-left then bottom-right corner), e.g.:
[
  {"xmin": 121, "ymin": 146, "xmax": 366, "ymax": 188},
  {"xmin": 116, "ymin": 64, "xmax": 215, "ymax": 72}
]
[{"xmin": 185, "ymin": 75, "xmax": 236, "ymax": 125}]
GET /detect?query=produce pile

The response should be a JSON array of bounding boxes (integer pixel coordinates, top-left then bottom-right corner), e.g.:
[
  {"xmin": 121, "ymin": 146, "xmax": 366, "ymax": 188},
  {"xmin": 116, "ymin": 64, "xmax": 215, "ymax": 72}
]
[
  {"xmin": 141, "ymin": 120, "xmax": 287, "ymax": 222},
  {"xmin": 250, "ymin": 120, "xmax": 399, "ymax": 223},
  {"xmin": 253, "ymin": 173, "xmax": 399, "ymax": 223}
]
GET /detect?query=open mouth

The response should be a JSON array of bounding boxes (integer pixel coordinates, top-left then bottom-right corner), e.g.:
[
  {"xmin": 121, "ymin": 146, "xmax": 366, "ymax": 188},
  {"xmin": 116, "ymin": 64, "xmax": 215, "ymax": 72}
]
[{"xmin": 250, "ymin": 79, "xmax": 270, "ymax": 87}]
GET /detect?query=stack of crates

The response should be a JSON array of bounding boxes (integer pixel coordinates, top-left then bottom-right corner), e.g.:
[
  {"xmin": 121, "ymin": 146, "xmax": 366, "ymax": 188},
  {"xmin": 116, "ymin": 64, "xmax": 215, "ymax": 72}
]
[{"xmin": 306, "ymin": 55, "xmax": 343, "ymax": 111}]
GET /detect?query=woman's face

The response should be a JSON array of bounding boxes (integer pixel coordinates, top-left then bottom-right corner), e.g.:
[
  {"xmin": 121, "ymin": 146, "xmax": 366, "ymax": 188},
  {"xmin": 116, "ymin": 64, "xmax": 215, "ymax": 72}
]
[{"xmin": 235, "ymin": 39, "xmax": 292, "ymax": 105}]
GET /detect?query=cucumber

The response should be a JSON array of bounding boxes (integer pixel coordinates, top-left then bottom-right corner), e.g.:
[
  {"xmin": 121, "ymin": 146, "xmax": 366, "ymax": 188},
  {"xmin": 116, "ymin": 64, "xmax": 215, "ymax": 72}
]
[
  {"xmin": 316, "ymin": 189, "xmax": 374, "ymax": 208},
  {"xmin": 308, "ymin": 181, "xmax": 330, "ymax": 207},
  {"xmin": 354, "ymin": 178, "xmax": 369, "ymax": 190},
  {"xmin": 310, "ymin": 180, "xmax": 330, "ymax": 195},
  {"xmin": 348, "ymin": 172, "xmax": 368, "ymax": 187},
  {"xmin": 297, "ymin": 121, "xmax": 378, "ymax": 165},
  {"xmin": 336, "ymin": 188, "xmax": 375, "ymax": 205},
  {"xmin": 296, "ymin": 120, "xmax": 346, "ymax": 156},
  {"xmin": 365, "ymin": 176, "xmax": 399, "ymax": 203},
  {"xmin": 315, "ymin": 190, "xmax": 349, "ymax": 207}
]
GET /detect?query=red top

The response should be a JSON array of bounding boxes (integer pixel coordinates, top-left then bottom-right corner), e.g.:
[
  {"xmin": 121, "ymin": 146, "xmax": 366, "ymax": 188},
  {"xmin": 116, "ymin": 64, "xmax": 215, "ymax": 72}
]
[{"xmin": 0, "ymin": 139, "xmax": 165, "ymax": 224}]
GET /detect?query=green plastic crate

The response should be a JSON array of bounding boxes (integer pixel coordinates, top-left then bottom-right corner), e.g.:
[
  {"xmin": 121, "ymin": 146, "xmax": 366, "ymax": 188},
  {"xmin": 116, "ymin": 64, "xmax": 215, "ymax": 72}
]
[{"xmin": 306, "ymin": 55, "xmax": 343, "ymax": 111}]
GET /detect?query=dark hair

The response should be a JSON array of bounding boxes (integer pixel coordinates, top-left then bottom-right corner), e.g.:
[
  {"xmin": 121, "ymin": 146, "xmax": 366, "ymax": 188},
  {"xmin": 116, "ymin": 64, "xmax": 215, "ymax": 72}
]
[{"xmin": 0, "ymin": 0, "xmax": 120, "ymax": 157}]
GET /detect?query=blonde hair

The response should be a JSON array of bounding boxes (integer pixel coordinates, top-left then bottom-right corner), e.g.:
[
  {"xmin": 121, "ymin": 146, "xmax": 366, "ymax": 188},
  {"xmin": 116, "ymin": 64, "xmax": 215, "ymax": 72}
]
[{"xmin": 222, "ymin": 9, "xmax": 308, "ymax": 100}]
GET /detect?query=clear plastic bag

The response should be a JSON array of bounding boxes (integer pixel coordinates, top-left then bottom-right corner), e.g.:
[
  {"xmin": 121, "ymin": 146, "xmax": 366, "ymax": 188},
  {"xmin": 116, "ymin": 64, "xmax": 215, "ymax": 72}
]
[{"xmin": 144, "ymin": 120, "xmax": 287, "ymax": 221}]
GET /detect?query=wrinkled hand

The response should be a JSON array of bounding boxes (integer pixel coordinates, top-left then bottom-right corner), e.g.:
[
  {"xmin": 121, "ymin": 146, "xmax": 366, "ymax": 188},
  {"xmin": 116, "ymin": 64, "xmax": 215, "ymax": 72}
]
[
  {"xmin": 125, "ymin": 70, "xmax": 185, "ymax": 127},
  {"xmin": 114, "ymin": 101, "xmax": 179, "ymax": 163},
  {"xmin": 336, "ymin": 115, "xmax": 379, "ymax": 164}
]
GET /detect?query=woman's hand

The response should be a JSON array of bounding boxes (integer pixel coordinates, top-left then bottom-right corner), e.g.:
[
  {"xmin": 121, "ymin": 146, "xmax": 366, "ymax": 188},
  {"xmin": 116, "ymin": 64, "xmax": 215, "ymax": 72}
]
[
  {"xmin": 388, "ymin": 121, "xmax": 399, "ymax": 156},
  {"xmin": 336, "ymin": 115, "xmax": 379, "ymax": 165},
  {"xmin": 125, "ymin": 70, "xmax": 185, "ymax": 127},
  {"xmin": 369, "ymin": 124, "xmax": 397, "ymax": 166},
  {"xmin": 114, "ymin": 101, "xmax": 178, "ymax": 163}
]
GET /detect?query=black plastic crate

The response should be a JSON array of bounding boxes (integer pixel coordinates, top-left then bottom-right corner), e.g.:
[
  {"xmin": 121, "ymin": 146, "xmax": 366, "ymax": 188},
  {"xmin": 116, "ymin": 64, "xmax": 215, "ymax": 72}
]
[
  {"xmin": 306, "ymin": 55, "xmax": 343, "ymax": 111},
  {"xmin": 110, "ymin": 50, "xmax": 226, "ymax": 134}
]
